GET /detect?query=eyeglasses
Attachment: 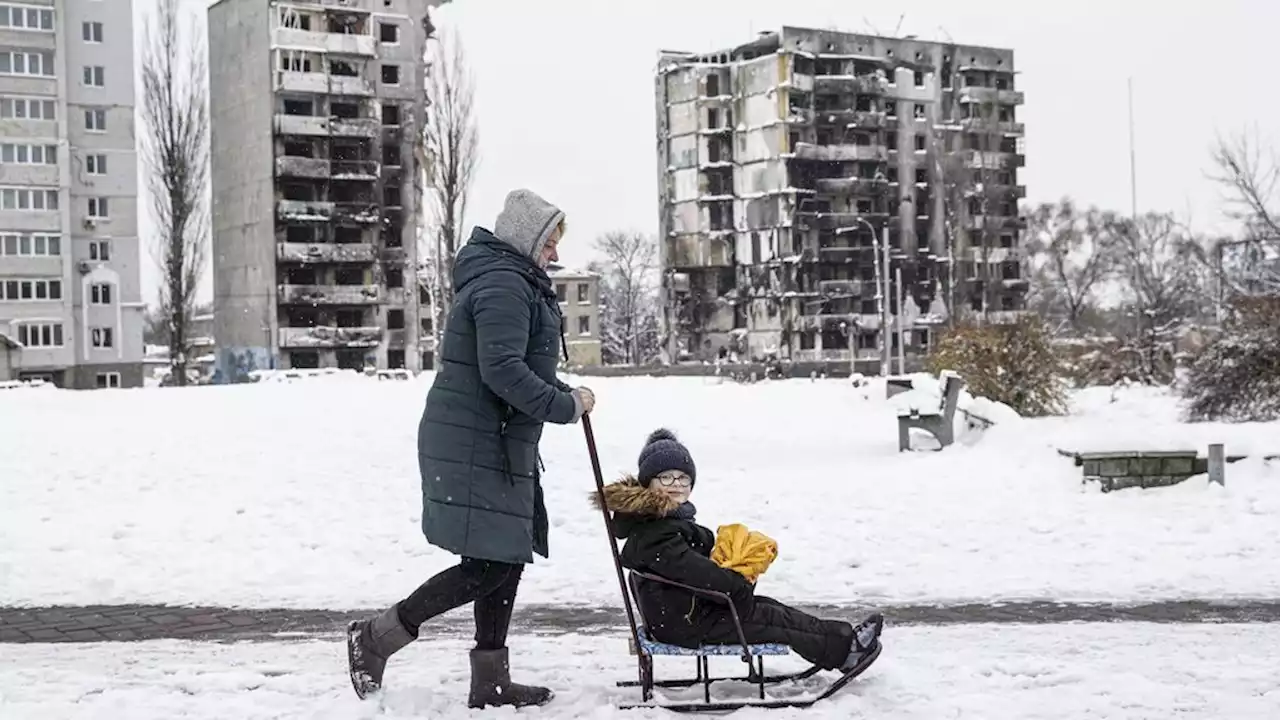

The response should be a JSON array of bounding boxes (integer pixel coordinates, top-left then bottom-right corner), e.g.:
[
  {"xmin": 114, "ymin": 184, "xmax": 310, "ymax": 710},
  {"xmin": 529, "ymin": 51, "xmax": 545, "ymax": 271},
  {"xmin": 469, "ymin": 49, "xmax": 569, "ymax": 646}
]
[{"xmin": 654, "ymin": 473, "xmax": 692, "ymax": 488}]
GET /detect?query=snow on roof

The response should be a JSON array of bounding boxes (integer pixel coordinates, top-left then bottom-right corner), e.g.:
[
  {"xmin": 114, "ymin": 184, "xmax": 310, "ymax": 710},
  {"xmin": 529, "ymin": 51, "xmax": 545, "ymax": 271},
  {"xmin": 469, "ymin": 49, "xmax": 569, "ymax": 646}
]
[{"xmin": 546, "ymin": 264, "xmax": 598, "ymax": 279}]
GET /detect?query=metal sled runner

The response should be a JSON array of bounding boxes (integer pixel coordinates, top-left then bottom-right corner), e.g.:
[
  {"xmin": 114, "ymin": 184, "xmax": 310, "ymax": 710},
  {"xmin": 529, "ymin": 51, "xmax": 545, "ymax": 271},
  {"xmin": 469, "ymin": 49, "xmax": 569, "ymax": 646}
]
[{"xmin": 583, "ymin": 416, "xmax": 880, "ymax": 712}]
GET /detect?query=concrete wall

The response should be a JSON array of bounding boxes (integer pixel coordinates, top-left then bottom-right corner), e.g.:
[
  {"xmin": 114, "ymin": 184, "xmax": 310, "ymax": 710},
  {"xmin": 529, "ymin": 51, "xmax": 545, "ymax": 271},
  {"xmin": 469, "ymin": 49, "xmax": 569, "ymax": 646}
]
[{"xmin": 209, "ymin": 0, "xmax": 276, "ymax": 382}]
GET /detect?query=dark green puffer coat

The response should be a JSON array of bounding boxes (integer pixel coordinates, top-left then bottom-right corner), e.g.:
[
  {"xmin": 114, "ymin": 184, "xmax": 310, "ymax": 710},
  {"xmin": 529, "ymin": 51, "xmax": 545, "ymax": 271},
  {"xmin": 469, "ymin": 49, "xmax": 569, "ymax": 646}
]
[{"xmin": 418, "ymin": 190, "xmax": 581, "ymax": 564}]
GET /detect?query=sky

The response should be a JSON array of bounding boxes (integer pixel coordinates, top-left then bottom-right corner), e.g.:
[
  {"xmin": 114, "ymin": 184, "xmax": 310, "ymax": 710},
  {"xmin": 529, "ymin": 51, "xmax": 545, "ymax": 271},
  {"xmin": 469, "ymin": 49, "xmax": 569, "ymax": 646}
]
[{"xmin": 144, "ymin": 0, "xmax": 1277, "ymax": 305}]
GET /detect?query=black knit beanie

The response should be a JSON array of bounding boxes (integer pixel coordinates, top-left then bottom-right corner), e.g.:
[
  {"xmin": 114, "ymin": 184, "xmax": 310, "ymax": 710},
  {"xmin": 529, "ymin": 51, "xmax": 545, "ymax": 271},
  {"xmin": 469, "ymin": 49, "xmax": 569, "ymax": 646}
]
[{"xmin": 637, "ymin": 428, "xmax": 697, "ymax": 487}]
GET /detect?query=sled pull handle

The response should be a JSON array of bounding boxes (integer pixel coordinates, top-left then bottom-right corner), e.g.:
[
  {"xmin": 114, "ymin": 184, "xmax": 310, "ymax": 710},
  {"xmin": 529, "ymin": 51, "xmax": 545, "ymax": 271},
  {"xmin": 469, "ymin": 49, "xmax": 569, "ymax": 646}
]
[{"xmin": 583, "ymin": 415, "xmax": 644, "ymax": 654}]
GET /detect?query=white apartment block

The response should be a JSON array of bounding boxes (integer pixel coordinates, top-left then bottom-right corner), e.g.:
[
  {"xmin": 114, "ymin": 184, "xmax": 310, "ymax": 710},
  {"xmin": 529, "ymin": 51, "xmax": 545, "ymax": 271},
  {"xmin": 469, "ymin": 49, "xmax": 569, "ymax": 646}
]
[{"xmin": 0, "ymin": 0, "xmax": 143, "ymax": 388}]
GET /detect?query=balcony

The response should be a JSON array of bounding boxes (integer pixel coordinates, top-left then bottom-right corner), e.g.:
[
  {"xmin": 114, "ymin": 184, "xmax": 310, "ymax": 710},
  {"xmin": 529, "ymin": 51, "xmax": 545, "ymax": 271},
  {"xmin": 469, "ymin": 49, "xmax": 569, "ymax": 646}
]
[
  {"xmin": 333, "ymin": 202, "xmax": 381, "ymax": 224},
  {"xmin": 275, "ymin": 71, "xmax": 373, "ymax": 97},
  {"xmin": 965, "ymin": 150, "xmax": 1025, "ymax": 170},
  {"xmin": 274, "ymin": 114, "xmax": 380, "ymax": 137},
  {"xmin": 818, "ymin": 279, "xmax": 865, "ymax": 296},
  {"xmin": 278, "ymin": 284, "xmax": 382, "ymax": 305},
  {"xmin": 812, "ymin": 74, "xmax": 887, "ymax": 95},
  {"xmin": 330, "ymin": 160, "xmax": 380, "ymax": 180},
  {"xmin": 275, "ymin": 114, "xmax": 329, "ymax": 136},
  {"xmin": 277, "ymin": 199, "xmax": 335, "ymax": 222},
  {"xmin": 798, "ymin": 212, "xmax": 882, "ymax": 231},
  {"xmin": 272, "ymin": 27, "xmax": 377, "ymax": 56},
  {"xmin": 330, "ymin": 117, "xmax": 379, "ymax": 137},
  {"xmin": 814, "ymin": 177, "xmax": 890, "ymax": 195},
  {"xmin": 793, "ymin": 143, "xmax": 888, "ymax": 163},
  {"xmin": 815, "ymin": 110, "xmax": 887, "ymax": 130},
  {"xmin": 277, "ymin": 242, "xmax": 376, "ymax": 263},
  {"xmin": 966, "ymin": 215, "xmax": 1027, "ymax": 232},
  {"xmin": 276, "ymin": 156, "xmax": 331, "ymax": 179},
  {"xmin": 956, "ymin": 87, "xmax": 1025, "ymax": 105},
  {"xmin": 278, "ymin": 325, "xmax": 382, "ymax": 348},
  {"xmin": 959, "ymin": 117, "xmax": 1025, "ymax": 136}
]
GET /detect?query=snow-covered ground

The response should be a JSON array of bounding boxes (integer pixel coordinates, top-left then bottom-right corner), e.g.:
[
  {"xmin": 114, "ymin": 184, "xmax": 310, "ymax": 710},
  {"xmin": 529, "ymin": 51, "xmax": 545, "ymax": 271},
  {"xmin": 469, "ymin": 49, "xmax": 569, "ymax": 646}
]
[
  {"xmin": 2, "ymin": 624, "xmax": 1277, "ymax": 719},
  {"xmin": 1, "ymin": 373, "xmax": 1278, "ymax": 609}
]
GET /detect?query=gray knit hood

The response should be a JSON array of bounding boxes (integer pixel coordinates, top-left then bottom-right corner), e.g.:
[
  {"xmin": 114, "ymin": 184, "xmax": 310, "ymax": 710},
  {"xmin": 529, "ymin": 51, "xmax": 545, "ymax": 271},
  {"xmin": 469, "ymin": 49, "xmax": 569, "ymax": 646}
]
[{"xmin": 493, "ymin": 189, "xmax": 565, "ymax": 262}]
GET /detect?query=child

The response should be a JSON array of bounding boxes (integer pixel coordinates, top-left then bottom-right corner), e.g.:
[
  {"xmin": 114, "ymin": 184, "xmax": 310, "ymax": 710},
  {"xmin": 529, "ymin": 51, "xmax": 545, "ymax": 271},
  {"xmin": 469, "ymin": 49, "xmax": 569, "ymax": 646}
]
[{"xmin": 594, "ymin": 429, "xmax": 883, "ymax": 673}]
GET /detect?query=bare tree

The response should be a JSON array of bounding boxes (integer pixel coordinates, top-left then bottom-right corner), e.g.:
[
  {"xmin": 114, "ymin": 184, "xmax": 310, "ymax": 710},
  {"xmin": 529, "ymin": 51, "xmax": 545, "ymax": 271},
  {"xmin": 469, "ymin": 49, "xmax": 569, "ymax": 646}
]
[
  {"xmin": 589, "ymin": 231, "xmax": 660, "ymax": 365},
  {"xmin": 1110, "ymin": 212, "xmax": 1207, "ymax": 383},
  {"xmin": 1024, "ymin": 200, "xmax": 1123, "ymax": 334},
  {"xmin": 142, "ymin": 2, "xmax": 208, "ymax": 387},
  {"xmin": 1208, "ymin": 131, "xmax": 1280, "ymax": 298},
  {"xmin": 420, "ymin": 27, "xmax": 479, "ymax": 339}
]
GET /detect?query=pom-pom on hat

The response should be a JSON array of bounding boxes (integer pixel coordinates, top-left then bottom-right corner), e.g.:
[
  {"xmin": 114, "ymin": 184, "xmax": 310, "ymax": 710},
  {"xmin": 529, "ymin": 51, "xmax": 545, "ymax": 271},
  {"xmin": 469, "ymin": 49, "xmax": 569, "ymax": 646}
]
[{"xmin": 637, "ymin": 428, "xmax": 697, "ymax": 487}]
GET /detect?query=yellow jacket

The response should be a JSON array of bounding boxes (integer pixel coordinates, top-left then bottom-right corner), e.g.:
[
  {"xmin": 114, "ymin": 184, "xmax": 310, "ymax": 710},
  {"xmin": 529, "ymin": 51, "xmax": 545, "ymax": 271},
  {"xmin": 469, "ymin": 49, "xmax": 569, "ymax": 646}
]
[{"xmin": 711, "ymin": 524, "xmax": 778, "ymax": 583}]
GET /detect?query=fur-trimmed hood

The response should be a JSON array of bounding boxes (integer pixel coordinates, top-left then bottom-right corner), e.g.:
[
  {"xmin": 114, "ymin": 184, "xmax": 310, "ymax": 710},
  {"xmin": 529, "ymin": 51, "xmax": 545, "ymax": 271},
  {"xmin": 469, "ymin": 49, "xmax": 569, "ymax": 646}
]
[{"xmin": 590, "ymin": 474, "xmax": 686, "ymax": 538}]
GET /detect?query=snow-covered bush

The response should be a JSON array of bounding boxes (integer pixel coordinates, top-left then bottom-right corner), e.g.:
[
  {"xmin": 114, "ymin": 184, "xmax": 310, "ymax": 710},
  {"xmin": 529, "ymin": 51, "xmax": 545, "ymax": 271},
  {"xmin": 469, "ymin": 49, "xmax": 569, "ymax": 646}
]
[
  {"xmin": 1183, "ymin": 296, "xmax": 1280, "ymax": 422},
  {"xmin": 926, "ymin": 316, "xmax": 1068, "ymax": 417}
]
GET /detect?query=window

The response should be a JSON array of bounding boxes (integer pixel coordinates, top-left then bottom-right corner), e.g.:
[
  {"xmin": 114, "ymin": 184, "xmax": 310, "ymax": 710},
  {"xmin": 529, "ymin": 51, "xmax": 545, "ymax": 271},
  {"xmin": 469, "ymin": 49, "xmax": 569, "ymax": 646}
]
[
  {"xmin": 577, "ymin": 315, "xmax": 591, "ymax": 335},
  {"xmin": 914, "ymin": 135, "xmax": 926, "ymax": 151},
  {"xmin": 82, "ymin": 21, "xmax": 104, "ymax": 43},
  {"xmin": 86, "ymin": 154, "xmax": 107, "ymax": 175},
  {"xmin": 383, "ymin": 184, "xmax": 401, "ymax": 206},
  {"xmin": 913, "ymin": 70, "xmax": 925, "ymax": 87},
  {"xmin": 0, "ymin": 50, "xmax": 55, "ymax": 76},
  {"xmin": 379, "ymin": 22, "xmax": 398, "ymax": 43},
  {"xmin": 279, "ymin": 50, "xmax": 313, "ymax": 73},
  {"xmin": 385, "ymin": 268, "xmax": 403, "ymax": 287},
  {"xmin": 96, "ymin": 372, "xmax": 120, "ymax": 389},
  {"xmin": 16, "ymin": 322, "xmax": 63, "ymax": 348},
  {"xmin": 380, "ymin": 64, "xmax": 400, "ymax": 85},
  {"xmin": 387, "ymin": 308, "xmax": 404, "ymax": 329},
  {"xmin": 1, "ymin": 143, "xmax": 56, "ymax": 165},
  {"xmin": 555, "ymin": 283, "xmax": 566, "ymax": 302},
  {"xmin": 87, "ymin": 197, "xmax": 109, "ymax": 218},
  {"xmin": 576, "ymin": 283, "xmax": 589, "ymax": 303},
  {"xmin": 382, "ymin": 144, "xmax": 401, "ymax": 166},
  {"xmin": 89, "ymin": 239, "xmax": 110, "ymax": 261},
  {"xmin": 0, "ymin": 96, "xmax": 56, "ymax": 120},
  {"xmin": 0, "ymin": 278, "xmax": 61, "ymax": 301},
  {"xmin": 83, "ymin": 66, "xmax": 105, "ymax": 87},
  {"xmin": 915, "ymin": 167, "xmax": 927, "ymax": 184},
  {"xmin": 0, "ymin": 5, "xmax": 54, "ymax": 31},
  {"xmin": 0, "ymin": 233, "xmax": 60, "ymax": 257},
  {"xmin": 381, "ymin": 103, "xmax": 400, "ymax": 126},
  {"xmin": 91, "ymin": 327, "xmax": 114, "ymax": 348},
  {"xmin": 85, "ymin": 108, "xmax": 106, "ymax": 131},
  {"xmin": 0, "ymin": 187, "xmax": 59, "ymax": 211},
  {"xmin": 90, "ymin": 283, "xmax": 112, "ymax": 304},
  {"xmin": 913, "ymin": 103, "xmax": 925, "ymax": 119},
  {"xmin": 387, "ymin": 349, "xmax": 405, "ymax": 369}
]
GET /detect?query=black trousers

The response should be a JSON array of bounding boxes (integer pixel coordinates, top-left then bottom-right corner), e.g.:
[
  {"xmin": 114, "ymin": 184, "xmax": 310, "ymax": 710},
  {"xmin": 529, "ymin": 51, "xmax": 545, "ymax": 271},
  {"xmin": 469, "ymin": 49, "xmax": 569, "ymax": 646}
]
[
  {"xmin": 396, "ymin": 557, "xmax": 524, "ymax": 650},
  {"xmin": 699, "ymin": 596, "xmax": 853, "ymax": 670}
]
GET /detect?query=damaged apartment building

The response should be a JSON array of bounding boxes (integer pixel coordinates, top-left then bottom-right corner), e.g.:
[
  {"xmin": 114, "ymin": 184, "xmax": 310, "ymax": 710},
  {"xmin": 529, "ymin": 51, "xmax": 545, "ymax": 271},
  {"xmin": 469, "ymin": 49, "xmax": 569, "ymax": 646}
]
[
  {"xmin": 655, "ymin": 27, "xmax": 1028, "ymax": 368},
  {"xmin": 208, "ymin": 0, "xmax": 444, "ymax": 380}
]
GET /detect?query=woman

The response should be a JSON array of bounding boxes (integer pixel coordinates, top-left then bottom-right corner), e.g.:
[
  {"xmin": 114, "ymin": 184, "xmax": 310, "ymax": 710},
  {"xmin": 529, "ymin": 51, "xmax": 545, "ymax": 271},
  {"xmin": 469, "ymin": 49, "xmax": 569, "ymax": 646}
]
[{"xmin": 347, "ymin": 189, "xmax": 596, "ymax": 708}]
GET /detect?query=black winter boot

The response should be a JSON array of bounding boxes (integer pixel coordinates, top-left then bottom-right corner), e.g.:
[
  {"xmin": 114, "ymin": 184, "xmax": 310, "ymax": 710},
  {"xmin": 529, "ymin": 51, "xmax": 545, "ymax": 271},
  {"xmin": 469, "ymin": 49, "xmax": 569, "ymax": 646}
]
[
  {"xmin": 841, "ymin": 612, "xmax": 885, "ymax": 672},
  {"xmin": 347, "ymin": 605, "xmax": 416, "ymax": 699},
  {"xmin": 467, "ymin": 648, "xmax": 554, "ymax": 709}
]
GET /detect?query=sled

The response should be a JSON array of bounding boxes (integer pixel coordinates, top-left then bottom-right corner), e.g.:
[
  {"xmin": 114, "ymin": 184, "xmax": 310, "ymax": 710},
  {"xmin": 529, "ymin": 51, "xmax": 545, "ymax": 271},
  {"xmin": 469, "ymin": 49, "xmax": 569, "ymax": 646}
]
[{"xmin": 583, "ymin": 416, "xmax": 881, "ymax": 712}]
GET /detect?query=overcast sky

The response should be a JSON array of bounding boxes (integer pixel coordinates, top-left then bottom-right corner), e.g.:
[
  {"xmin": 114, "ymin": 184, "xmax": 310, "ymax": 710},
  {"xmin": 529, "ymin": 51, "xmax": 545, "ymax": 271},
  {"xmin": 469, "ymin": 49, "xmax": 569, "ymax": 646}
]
[{"xmin": 145, "ymin": 0, "xmax": 1275, "ymax": 304}]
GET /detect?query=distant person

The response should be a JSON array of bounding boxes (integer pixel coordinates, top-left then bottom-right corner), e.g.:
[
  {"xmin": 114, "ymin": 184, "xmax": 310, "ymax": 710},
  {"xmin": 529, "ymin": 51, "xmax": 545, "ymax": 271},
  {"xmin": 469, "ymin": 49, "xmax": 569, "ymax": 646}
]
[{"xmin": 346, "ymin": 189, "xmax": 596, "ymax": 709}]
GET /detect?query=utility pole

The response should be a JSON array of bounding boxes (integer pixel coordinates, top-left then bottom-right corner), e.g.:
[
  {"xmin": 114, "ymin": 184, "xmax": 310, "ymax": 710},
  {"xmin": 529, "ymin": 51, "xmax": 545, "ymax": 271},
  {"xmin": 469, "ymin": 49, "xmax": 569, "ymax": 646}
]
[{"xmin": 881, "ymin": 225, "xmax": 892, "ymax": 375}]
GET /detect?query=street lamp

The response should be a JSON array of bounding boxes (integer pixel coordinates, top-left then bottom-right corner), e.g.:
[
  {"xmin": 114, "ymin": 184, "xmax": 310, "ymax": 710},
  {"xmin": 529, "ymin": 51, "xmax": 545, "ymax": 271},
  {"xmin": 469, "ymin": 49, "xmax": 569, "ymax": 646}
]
[{"xmin": 837, "ymin": 217, "xmax": 891, "ymax": 376}]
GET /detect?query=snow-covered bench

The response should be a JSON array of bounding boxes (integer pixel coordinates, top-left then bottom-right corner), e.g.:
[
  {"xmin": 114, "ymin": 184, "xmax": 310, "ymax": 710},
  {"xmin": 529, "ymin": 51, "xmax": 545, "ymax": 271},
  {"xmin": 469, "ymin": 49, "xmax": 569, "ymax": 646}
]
[{"xmin": 897, "ymin": 371, "xmax": 964, "ymax": 451}]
